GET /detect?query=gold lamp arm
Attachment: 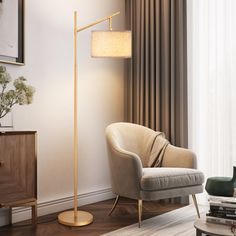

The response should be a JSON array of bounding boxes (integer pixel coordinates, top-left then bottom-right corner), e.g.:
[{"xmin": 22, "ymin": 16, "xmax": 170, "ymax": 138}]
[{"xmin": 76, "ymin": 11, "xmax": 120, "ymax": 32}]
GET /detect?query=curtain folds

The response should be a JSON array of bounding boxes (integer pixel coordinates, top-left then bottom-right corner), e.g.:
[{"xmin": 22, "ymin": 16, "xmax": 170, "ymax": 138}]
[
  {"xmin": 125, "ymin": 0, "xmax": 188, "ymax": 147},
  {"xmin": 188, "ymin": 0, "xmax": 236, "ymax": 180}
]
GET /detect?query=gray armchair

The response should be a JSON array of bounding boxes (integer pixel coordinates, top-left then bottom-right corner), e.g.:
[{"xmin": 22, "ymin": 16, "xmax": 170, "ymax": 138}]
[{"xmin": 105, "ymin": 122, "xmax": 204, "ymax": 227}]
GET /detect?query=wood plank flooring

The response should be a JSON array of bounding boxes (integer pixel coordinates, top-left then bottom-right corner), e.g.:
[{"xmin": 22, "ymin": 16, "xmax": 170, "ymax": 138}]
[{"xmin": 0, "ymin": 197, "xmax": 185, "ymax": 236}]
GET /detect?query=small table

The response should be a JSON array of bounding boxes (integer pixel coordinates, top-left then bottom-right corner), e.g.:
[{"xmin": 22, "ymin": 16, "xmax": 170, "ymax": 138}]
[{"xmin": 194, "ymin": 218, "xmax": 234, "ymax": 236}]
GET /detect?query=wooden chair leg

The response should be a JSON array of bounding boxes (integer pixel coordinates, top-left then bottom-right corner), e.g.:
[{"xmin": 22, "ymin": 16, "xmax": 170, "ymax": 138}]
[
  {"xmin": 32, "ymin": 202, "xmax": 37, "ymax": 227},
  {"xmin": 138, "ymin": 199, "xmax": 142, "ymax": 228},
  {"xmin": 108, "ymin": 195, "xmax": 120, "ymax": 216},
  {"xmin": 9, "ymin": 207, "xmax": 12, "ymax": 225},
  {"xmin": 192, "ymin": 194, "xmax": 200, "ymax": 218}
]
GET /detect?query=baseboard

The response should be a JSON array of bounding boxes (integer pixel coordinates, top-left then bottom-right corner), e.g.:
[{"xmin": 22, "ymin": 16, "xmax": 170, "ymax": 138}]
[{"xmin": 0, "ymin": 188, "xmax": 114, "ymax": 226}]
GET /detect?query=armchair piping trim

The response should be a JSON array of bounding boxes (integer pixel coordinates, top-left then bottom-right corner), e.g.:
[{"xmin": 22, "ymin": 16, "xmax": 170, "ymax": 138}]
[
  {"xmin": 140, "ymin": 184, "xmax": 203, "ymax": 192},
  {"xmin": 142, "ymin": 173, "xmax": 203, "ymax": 180}
]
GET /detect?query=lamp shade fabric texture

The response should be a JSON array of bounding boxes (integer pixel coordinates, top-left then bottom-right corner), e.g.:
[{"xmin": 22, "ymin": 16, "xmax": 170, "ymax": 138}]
[
  {"xmin": 105, "ymin": 122, "xmax": 204, "ymax": 201},
  {"xmin": 91, "ymin": 31, "xmax": 132, "ymax": 58}
]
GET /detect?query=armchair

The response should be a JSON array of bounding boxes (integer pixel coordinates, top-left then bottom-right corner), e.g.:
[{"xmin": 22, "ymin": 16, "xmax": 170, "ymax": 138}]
[{"xmin": 105, "ymin": 122, "xmax": 204, "ymax": 227}]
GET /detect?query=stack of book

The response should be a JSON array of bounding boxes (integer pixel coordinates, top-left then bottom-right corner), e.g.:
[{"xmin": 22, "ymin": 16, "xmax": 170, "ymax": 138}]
[{"xmin": 206, "ymin": 196, "xmax": 236, "ymax": 226}]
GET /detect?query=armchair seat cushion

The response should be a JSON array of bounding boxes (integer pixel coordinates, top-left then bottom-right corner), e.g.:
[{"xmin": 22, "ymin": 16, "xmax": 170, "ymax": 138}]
[{"xmin": 141, "ymin": 168, "xmax": 204, "ymax": 191}]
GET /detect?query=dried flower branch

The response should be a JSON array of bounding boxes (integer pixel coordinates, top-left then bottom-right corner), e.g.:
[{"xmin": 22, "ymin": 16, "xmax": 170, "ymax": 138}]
[{"xmin": 0, "ymin": 65, "xmax": 35, "ymax": 120}]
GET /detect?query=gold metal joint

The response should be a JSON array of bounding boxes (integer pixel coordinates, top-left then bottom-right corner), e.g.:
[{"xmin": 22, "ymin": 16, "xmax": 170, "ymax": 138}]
[{"xmin": 109, "ymin": 17, "xmax": 113, "ymax": 31}]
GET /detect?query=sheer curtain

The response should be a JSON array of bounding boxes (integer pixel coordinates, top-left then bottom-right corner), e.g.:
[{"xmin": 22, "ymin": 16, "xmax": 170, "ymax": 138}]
[{"xmin": 187, "ymin": 0, "xmax": 236, "ymax": 191}]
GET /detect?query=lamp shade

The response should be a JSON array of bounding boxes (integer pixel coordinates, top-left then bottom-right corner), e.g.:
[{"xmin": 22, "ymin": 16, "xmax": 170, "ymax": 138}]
[{"xmin": 91, "ymin": 31, "xmax": 132, "ymax": 58}]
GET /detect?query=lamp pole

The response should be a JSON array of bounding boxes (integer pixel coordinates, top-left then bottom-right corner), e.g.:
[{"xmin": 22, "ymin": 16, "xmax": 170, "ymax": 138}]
[
  {"xmin": 73, "ymin": 11, "xmax": 78, "ymax": 220},
  {"xmin": 58, "ymin": 10, "xmax": 122, "ymax": 227}
]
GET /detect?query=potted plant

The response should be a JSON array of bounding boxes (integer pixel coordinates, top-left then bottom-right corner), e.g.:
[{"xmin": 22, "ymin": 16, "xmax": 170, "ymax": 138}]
[{"xmin": 0, "ymin": 65, "xmax": 35, "ymax": 127}]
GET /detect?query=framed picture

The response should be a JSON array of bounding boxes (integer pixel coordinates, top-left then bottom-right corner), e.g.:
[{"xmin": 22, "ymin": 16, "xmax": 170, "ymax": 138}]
[{"xmin": 0, "ymin": 0, "xmax": 24, "ymax": 66}]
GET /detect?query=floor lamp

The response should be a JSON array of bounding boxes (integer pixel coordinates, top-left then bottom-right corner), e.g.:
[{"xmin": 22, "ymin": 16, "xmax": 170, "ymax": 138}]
[{"xmin": 58, "ymin": 11, "xmax": 131, "ymax": 227}]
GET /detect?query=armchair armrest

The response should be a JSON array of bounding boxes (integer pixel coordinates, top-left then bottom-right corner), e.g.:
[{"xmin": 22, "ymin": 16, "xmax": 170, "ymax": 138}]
[
  {"xmin": 106, "ymin": 141, "xmax": 143, "ymax": 199},
  {"xmin": 161, "ymin": 144, "xmax": 197, "ymax": 169}
]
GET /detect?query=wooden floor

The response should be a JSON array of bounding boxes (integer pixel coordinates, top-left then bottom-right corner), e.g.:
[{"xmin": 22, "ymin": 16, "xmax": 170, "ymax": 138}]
[{"xmin": 0, "ymin": 197, "xmax": 185, "ymax": 236}]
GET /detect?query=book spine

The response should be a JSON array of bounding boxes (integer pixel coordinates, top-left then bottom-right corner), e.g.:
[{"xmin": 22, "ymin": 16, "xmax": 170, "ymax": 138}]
[
  {"xmin": 210, "ymin": 201, "xmax": 236, "ymax": 209},
  {"xmin": 207, "ymin": 212, "xmax": 236, "ymax": 220},
  {"xmin": 210, "ymin": 206, "xmax": 236, "ymax": 214},
  {"xmin": 206, "ymin": 216, "xmax": 236, "ymax": 226},
  {"xmin": 209, "ymin": 197, "xmax": 236, "ymax": 203}
]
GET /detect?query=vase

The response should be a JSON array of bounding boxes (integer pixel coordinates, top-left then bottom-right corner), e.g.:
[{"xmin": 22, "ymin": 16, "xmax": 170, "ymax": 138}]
[
  {"xmin": 0, "ymin": 112, "xmax": 14, "ymax": 132},
  {"xmin": 205, "ymin": 166, "xmax": 236, "ymax": 197}
]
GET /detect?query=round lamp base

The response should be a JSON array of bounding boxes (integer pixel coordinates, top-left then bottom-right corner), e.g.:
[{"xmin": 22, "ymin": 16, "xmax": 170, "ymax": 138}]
[{"xmin": 58, "ymin": 210, "xmax": 93, "ymax": 227}]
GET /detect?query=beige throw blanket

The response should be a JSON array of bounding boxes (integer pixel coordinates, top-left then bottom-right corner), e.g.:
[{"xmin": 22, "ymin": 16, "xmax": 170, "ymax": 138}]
[{"xmin": 147, "ymin": 132, "xmax": 169, "ymax": 167}]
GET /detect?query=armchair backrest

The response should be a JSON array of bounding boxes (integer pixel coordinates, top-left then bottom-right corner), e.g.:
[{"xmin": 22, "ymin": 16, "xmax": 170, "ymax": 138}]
[{"xmin": 106, "ymin": 122, "xmax": 157, "ymax": 167}]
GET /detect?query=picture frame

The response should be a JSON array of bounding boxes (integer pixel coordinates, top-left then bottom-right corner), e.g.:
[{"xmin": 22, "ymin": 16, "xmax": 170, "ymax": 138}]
[{"xmin": 0, "ymin": 0, "xmax": 25, "ymax": 66}]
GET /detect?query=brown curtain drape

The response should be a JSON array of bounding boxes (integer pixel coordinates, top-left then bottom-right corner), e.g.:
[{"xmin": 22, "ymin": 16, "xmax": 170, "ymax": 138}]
[{"xmin": 125, "ymin": 0, "xmax": 188, "ymax": 148}]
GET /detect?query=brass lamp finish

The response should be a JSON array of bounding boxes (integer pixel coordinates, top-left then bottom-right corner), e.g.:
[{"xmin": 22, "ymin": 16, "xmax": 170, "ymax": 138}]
[
  {"xmin": 58, "ymin": 210, "xmax": 93, "ymax": 227},
  {"xmin": 58, "ymin": 10, "xmax": 127, "ymax": 227}
]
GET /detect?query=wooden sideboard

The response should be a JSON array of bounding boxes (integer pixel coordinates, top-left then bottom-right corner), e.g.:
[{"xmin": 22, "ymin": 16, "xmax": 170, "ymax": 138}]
[{"xmin": 0, "ymin": 131, "xmax": 37, "ymax": 226}]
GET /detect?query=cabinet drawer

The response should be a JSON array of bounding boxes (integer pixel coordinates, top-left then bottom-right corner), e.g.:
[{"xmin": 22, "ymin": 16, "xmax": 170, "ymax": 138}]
[{"xmin": 0, "ymin": 133, "xmax": 37, "ymax": 204}]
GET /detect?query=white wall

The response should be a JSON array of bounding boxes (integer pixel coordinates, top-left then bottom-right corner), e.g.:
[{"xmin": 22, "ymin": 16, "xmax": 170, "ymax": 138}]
[{"xmin": 0, "ymin": 0, "xmax": 125, "ymax": 224}]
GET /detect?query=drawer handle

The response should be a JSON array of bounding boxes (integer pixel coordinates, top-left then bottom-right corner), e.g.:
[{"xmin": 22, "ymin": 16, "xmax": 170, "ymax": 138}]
[{"xmin": 0, "ymin": 161, "xmax": 4, "ymax": 167}]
